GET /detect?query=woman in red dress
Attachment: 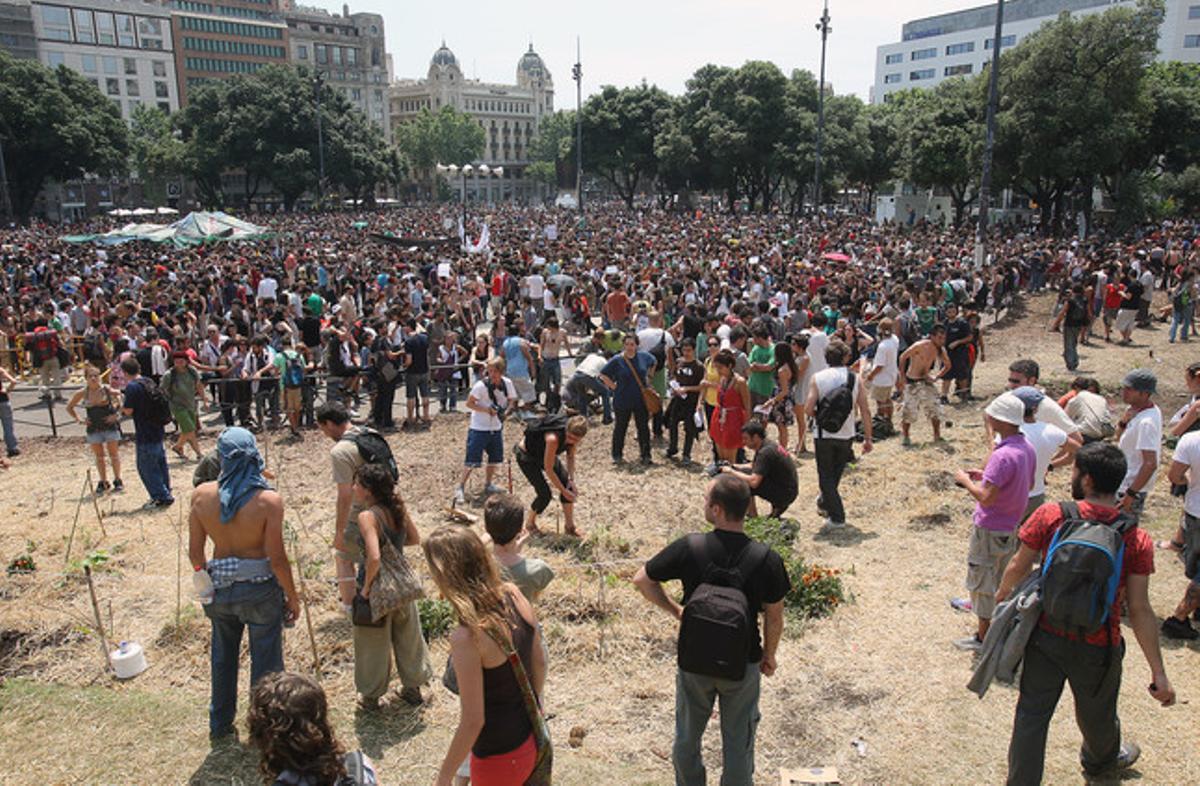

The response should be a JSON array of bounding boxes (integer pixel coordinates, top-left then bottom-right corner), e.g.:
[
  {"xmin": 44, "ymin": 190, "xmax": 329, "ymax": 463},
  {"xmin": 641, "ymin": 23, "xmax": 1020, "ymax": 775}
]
[{"xmin": 705, "ymin": 349, "xmax": 751, "ymax": 463}]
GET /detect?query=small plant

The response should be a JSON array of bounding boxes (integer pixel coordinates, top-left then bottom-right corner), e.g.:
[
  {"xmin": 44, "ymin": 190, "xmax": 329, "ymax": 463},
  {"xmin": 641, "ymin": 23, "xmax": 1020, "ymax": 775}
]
[
  {"xmin": 67, "ymin": 549, "xmax": 113, "ymax": 575},
  {"xmin": 743, "ymin": 516, "xmax": 845, "ymax": 620},
  {"xmin": 302, "ymin": 557, "xmax": 325, "ymax": 581},
  {"xmin": 7, "ymin": 554, "xmax": 36, "ymax": 575},
  {"xmin": 418, "ymin": 598, "xmax": 454, "ymax": 641}
]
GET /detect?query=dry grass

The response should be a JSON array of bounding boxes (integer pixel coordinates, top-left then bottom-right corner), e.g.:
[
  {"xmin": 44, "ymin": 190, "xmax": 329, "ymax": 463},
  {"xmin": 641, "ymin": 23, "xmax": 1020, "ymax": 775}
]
[{"xmin": 1, "ymin": 294, "xmax": 1198, "ymax": 785}]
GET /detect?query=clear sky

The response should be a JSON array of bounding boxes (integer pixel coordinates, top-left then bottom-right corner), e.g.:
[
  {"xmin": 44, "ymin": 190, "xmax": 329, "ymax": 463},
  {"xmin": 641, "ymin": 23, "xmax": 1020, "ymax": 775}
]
[{"xmin": 311, "ymin": 0, "xmax": 984, "ymax": 101}]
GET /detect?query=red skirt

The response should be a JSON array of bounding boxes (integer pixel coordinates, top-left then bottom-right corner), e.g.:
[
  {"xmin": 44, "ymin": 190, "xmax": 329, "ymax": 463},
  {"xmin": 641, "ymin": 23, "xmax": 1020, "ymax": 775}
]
[
  {"xmin": 470, "ymin": 733, "xmax": 537, "ymax": 786},
  {"xmin": 710, "ymin": 405, "xmax": 746, "ymax": 451}
]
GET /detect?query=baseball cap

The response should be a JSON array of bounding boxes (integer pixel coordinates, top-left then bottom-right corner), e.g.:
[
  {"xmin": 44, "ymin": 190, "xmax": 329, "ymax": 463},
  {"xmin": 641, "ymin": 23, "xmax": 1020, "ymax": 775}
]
[
  {"xmin": 1011, "ymin": 386, "xmax": 1044, "ymax": 414},
  {"xmin": 984, "ymin": 392, "xmax": 1025, "ymax": 427},
  {"xmin": 1121, "ymin": 368, "xmax": 1157, "ymax": 394}
]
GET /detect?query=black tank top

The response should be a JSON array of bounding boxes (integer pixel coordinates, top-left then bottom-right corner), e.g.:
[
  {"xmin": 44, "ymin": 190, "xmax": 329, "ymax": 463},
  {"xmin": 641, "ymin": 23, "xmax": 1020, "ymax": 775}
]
[{"xmin": 472, "ymin": 597, "xmax": 536, "ymax": 758}]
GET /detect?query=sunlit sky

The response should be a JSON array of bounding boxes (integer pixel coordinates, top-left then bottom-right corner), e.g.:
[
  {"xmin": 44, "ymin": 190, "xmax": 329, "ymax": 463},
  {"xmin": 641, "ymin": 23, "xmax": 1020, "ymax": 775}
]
[{"xmin": 310, "ymin": 0, "xmax": 988, "ymax": 100}]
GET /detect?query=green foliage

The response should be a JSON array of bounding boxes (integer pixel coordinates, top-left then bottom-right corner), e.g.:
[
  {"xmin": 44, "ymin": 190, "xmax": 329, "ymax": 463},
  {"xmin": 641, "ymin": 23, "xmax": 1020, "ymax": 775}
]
[
  {"xmin": 68, "ymin": 549, "xmax": 113, "ymax": 575},
  {"xmin": 129, "ymin": 105, "xmax": 183, "ymax": 205},
  {"xmin": 417, "ymin": 598, "xmax": 454, "ymax": 641},
  {"xmin": 7, "ymin": 539, "xmax": 37, "ymax": 575},
  {"xmin": 527, "ymin": 109, "xmax": 576, "ymax": 189},
  {"xmin": 744, "ymin": 516, "xmax": 845, "ymax": 619},
  {"xmin": 0, "ymin": 49, "xmax": 128, "ymax": 219},
  {"xmin": 582, "ymin": 82, "xmax": 674, "ymax": 208},
  {"xmin": 394, "ymin": 105, "xmax": 485, "ymax": 199}
]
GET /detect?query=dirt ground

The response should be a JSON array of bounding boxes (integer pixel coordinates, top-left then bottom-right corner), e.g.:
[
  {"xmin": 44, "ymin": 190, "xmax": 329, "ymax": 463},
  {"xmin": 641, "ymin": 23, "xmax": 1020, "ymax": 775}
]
[{"xmin": 1, "ymin": 293, "xmax": 1198, "ymax": 786}]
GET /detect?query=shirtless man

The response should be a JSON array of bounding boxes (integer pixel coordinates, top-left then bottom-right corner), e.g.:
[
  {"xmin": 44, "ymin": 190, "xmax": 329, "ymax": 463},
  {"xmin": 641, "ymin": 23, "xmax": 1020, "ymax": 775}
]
[
  {"xmin": 539, "ymin": 315, "xmax": 567, "ymax": 410},
  {"xmin": 896, "ymin": 324, "xmax": 950, "ymax": 447},
  {"xmin": 189, "ymin": 427, "xmax": 298, "ymax": 741}
]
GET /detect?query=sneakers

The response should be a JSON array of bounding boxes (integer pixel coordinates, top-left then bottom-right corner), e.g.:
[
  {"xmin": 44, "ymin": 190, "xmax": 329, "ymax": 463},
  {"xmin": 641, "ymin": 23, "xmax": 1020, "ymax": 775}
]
[
  {"xmin": 1160, "ymin": 616, "xmax": 1199, "ymax": 640},
  {"xmin": 483, "ymin": 483, "xmax": 504, "ymax": 497},
  {"xmin": 112, "ymin": 478, "xmax": 124, "ymax": 492},
  {"xmin": 1085, "ymin": 742, "xmax": 1141, "ymax": 783},
  {"xmin": 398, "ymin": 686, "xmax": 424, "ymax": 706},
  {"xmin": 453, "ymin": 486, "xmax": 466, "ymax": 506},
  {"xmin": 953, "ymin": 635, "xmax": 983, "ymax": 652},
  {"xmin": 6, "ymin": 448, "xmax": 19, "ymax": 458},
  {"xmin": 95, "ymin": 480, "xmax": 111, "ymax": 495},
  {"xmin": 950, "ymin": 598, "xmax": 974, "ymax": 614}
]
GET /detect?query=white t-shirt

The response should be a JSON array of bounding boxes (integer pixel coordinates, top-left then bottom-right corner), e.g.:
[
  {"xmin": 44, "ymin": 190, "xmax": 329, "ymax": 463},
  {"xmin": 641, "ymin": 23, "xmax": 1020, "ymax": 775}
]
[
  {"xmin": 1066, "ymin": 390, "xmax": 1111, "ymax": 438},
  {"xmin": 1171, "ymin": 431, "xmax": 1200, "ymax": 516},
  {"xmin": 257, "ymin": 277, "xmax": 278, "ymax": 301},
  {"xmin": 1035, "ymin": 397, "xmax": 1079, "ymax": 437},
  {"xmin": 1119, "ymin": 405, "xmax": 1163, "ymax": 494},
  {"xmin": 807, "ymin": 331, "xmax": 829, "ymax": 376},
  {"xmin": 576, "ymin": 353, "xmax": 606, "ymax": 378},
  {"xmin": 811, "ymin": 366, "xmax": 859, "ymax": 440},
  {"xmin": 637, "ymin": 327, "xmax": 675, "ymax": 356},
  {"xmin": 1020, "ymin": 421, "xmax": 1067, "ymax": 497},
  {"xmin": 468, "ymin": 376, "xmax": 517, "ymax": 432},
  {"xmin": 527, "ymin": 274, "xmax": 545, "ymax": 299},
  {"xmin": 870, "ymin": 335, "xmax": 899, "ymax": 388}
]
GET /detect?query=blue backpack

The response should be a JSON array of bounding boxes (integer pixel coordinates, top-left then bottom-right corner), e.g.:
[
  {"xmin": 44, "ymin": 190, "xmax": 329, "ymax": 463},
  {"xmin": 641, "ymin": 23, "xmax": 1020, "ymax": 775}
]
[
  {"xmin": 1040, "ymin": 502, "xmax": 1134, "ymax": 636},
  {"xmin": 282, "ymin": 351, "xmax": 305, "ymax": 389}
]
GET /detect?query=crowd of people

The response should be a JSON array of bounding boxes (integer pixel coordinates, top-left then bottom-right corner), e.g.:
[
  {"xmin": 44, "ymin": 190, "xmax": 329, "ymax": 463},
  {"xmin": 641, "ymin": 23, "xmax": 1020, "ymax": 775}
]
[{"xmin": 2, "ymin": 203, "xmax": 1199, "ymax": 784}]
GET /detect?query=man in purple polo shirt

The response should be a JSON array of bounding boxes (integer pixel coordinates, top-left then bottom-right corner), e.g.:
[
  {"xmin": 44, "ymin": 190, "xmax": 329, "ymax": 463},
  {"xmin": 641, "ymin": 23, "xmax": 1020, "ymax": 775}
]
[{"xmin": 953, "ymin": 392, "xmax": 1036, "ymax": 652}]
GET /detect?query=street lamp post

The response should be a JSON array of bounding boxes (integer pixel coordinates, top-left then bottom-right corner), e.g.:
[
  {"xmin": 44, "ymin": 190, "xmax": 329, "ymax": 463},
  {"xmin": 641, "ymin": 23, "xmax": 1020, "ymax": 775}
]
[
  {"xmin": 976, "ymin": 0, "xmax": 1006, "ymax": 267},
  {"xmin": 813, "ymin": 0, "xmax": 831, "ymax": 215},
  {"xmin": 436, "ymin": 163, "xmax": 502, "ymax": 247},
  {"xmin": 0, "ymin": 135, "xmax": 12, "ymax": 222},
  {"xmin": 572, "ymin": 37, "xmax": 583, "ymax": 213},
  {"xmin": 312, "ymin": 71, "xmax": 327, "ymax": 206}
]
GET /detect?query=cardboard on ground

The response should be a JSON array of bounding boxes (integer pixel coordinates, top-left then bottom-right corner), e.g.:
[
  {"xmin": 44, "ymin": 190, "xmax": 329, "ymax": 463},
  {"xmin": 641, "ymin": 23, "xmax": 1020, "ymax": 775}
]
[{"xmin": 781, "ymin": 767, "xmax": 840, "ymax": 785}]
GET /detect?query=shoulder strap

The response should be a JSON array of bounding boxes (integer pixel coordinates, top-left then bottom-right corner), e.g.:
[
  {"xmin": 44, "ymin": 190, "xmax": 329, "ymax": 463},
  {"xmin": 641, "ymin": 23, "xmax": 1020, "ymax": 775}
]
[
  {"xmin": 735, "ymin": 541, "xmax": 771, "ymax": 583},
  {"xmin": 623, "ymin": 353, "xmax": 650, "ymax": 394},
  {"xmin": 1058, "ymin": 501, "xmax": 1080, "ymax": 521}
]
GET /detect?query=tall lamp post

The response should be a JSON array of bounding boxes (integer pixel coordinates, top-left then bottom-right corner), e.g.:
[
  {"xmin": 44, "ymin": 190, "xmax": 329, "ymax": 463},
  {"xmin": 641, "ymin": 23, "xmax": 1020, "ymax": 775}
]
[
  {"xmin": 813, "ymin": 0, "xmax": 831, "ymax": 214},
  {"xmin": 976, "ymin": 0, "xmax": 1006, "ymax": 267},
  {"xmin": 572, "ymin": 37, "xmax": 583, "ymax": 212},
  {"xmin": 312, "ymin": 71, "xmax": 327, "ymax": 206},
  {"xmin": 0, "ymin": 135, "xmax": 12, "ymax": 222}
]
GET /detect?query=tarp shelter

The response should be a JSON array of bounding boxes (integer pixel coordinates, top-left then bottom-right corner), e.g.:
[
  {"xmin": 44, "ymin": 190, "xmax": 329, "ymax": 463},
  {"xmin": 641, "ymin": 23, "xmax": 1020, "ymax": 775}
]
[{"xmin": 61, "ymin": 211, "xmax": 270, "ymax": 247}]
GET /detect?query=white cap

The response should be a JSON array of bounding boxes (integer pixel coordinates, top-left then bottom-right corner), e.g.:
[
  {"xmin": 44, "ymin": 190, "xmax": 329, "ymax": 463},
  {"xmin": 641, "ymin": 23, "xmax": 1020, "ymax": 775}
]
[{"xmin": 984, "ymin": 392, "xmax": 1025, "ymax": 427}]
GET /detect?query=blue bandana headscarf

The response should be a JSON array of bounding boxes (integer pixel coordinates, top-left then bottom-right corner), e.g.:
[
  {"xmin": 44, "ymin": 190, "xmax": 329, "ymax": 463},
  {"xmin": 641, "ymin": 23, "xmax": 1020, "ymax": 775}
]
[{"xmin": 217, "ymin": 427, "xmax": 271, "ymax": 524}]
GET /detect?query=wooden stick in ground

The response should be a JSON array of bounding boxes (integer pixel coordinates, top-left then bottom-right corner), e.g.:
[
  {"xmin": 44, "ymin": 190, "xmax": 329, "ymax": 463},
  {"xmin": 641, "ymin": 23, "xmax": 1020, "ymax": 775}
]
[
  {"xmin": 288, "ymin": 532, "xmax": 322, "ymax": 676},
  {"xmin": 87, "ymin": 469, "xmax": 108, "ymax": 538},
  {"xmin": 63, "ymin": 473, "xmax": 90, "ymax": 566},
  {"xmin": 84, "ymin": 565, "xmax": 112, "ymax": 674},
  {"xmin": 175, "ymin": 498, "xmax": 184, "ymax": 628}
]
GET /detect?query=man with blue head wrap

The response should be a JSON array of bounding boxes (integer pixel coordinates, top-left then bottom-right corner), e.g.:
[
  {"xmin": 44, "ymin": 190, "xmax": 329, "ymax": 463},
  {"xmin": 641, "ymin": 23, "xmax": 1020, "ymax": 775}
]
[{"xmin": 189, "ymin": 426, "xmax": 299, "ymax": 741}]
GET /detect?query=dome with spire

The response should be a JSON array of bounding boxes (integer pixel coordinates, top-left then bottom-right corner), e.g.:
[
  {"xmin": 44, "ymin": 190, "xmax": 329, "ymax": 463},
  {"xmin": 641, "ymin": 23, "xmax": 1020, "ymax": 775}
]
[
  {"xmin": 431, "ymin": 41, "xmax": 458, "ymax": 68},
  {"xmin": 517, "ymin": 44, "xmax": 550, "ymax": 84}
]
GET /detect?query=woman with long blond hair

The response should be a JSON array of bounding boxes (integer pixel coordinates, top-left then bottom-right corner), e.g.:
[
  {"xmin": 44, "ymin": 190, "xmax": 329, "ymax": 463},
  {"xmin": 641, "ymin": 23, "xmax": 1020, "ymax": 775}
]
[
  {"xmin": 66, "ymin": 363, "xmax": 123, "ymax": 494},
  {"xmin": 425, "ymin": 525, "xmax": 547, "ymax": 786}
]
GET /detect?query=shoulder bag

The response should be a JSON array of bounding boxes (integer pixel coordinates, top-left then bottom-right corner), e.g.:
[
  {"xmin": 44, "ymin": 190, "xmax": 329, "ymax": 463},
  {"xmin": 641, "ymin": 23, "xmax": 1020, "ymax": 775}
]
[
  {"xmin": 486, "ymin": 620, "xmax": 552, "ymax": 786},
  {"xmin": 623, "ymin": 353, "xmax": 661, "ymax": 414},
  {"xmin": 364, "ymin": 506, "xmax": 424, "ymax": 623}
]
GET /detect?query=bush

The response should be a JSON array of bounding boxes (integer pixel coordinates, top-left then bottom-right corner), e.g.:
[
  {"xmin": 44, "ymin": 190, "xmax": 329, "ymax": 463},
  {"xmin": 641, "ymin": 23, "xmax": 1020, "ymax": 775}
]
[
  {"xmin": 744, "ymin": 516, "xmax": 845, "ymax": 619},
  {"xmin": 418, "ymin": 598, "xmax": 454, "ymax": 641}
]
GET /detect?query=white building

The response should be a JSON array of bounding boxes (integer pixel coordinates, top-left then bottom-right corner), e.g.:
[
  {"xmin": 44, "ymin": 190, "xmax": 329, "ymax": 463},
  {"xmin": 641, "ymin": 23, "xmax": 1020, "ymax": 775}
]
[
  {"xmin": 390, "ymin": 42, "xmax": 554, "ymax": 204},
  {"xmin": 30, "ymin": 0, "xmax": 180, "ymax": 119},
  {"xmin": 873, "ymin": 0, "xmax": 1200, "ymax": 104}
]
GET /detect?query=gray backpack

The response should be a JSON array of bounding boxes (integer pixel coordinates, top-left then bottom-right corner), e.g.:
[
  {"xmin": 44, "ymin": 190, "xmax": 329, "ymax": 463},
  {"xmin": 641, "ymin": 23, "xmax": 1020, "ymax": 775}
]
[{"xmin": 1040, "ymin": 503, "xmax": 1134, "ymax": 636}]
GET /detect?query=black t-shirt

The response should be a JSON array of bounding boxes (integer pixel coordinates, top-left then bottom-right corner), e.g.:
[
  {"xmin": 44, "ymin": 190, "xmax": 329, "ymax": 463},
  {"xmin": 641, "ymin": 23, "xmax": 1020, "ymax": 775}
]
[
  {"xmin": 681, "ymin": 313, "xmax": 704, "ymax": 340},
  {"xmin": 674, "ymin": 359, "xmax": 704, "ymax": 408},
  {"xmin": 645, "ymin": 529, "xmax": 791, "ymax": 662},
  {"xmin": 298, "ymin": 315, "xmax": 322, "ymax": 348},
  {"xmin": 751, "ymin": 441, "xmax": 798, "ymax": 507},
  {"xmin": 1125, "ymin": 280, "xmax": 1144, "ymax": 304},
  {"xmin": 404, "ymin": 333, "xmax": 429, "ymax": 374},
  {"xmin": 524, "ymin": 427, "xmax": 567, "ymax": 462}
]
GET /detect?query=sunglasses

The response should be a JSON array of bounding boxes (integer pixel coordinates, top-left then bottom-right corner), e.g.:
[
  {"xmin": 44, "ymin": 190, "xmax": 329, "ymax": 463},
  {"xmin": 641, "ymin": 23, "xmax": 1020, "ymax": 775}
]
[{"xmin": 1007, "ymin": 377, "xmax": 1024, "ymax": 385}]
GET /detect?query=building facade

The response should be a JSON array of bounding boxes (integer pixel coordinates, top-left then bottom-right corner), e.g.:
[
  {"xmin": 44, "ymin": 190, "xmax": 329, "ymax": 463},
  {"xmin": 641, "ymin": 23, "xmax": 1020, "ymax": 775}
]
[
  {"xmin": 390, "ymin": 42, "xmax": 555, "ymax": 204},
  {"xmin": 280, "ymin": 2, "xmax": 389, "ymax": 137},
  {"xmin": 0, "ymin": 0, "xmax": 37, "ymax": 59},
  {"xmin": 167, "ymin": 0, "xmax": 287, "ymax": 104},
  {"xmin": 873, "ymin": 0, "xmax": 1200, "ymax": 104},
  {"xmin": 29, "ymin": 0, "xmax": 179, "ymax": 118}
]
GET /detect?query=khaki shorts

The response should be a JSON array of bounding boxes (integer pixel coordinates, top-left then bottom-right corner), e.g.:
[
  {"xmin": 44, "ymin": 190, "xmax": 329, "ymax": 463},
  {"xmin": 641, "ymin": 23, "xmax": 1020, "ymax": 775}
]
[
  {"xmin": 871, "ymin": 384, "xmax": 893, "ymax": 403},
  {"xmin": 282, "ymin": 386, "xmax": 302, "ymax": 414},
  {"xmin": 901, "ymin": 381, "xmax": 942, "ymax": 424},
  {"xmin": 335, "ymin": 513, "xmax": 365, "ymax": 564},
  {"xmin": 966, "ymin": 526, "xmax": 1018, "ymax": 619}
]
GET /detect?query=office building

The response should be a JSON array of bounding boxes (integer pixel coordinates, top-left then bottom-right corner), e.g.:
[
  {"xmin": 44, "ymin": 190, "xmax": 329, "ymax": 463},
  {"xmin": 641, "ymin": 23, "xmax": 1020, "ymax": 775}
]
[
  {"xmin": 873, "ymin": 0, "xmax": 1200, "ymax": 104},
  {"xmin": 168, "ymin": 0, "xmax": 287, "ymax": 104},
  {"xmin": 0, "ymin": 0, "xmax": 37, "ymax": 59},
  {"xmin": 390, "ymin": 42, "xmax": 555, "ymax": 204}
]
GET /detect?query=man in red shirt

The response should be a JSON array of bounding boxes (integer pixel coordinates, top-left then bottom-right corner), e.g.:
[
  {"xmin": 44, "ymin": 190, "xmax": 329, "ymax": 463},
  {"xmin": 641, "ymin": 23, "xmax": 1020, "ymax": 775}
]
[{"xmin": 995, "ymin": 443, "xmax": 1175, "ymax": 785}]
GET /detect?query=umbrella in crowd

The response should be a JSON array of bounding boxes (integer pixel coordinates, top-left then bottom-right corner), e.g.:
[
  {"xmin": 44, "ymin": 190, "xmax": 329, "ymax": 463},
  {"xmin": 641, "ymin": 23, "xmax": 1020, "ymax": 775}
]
[
  {"xmin": 823, "ymin": 252, "xmax": 852, "ymax": 263},
  {"xmin": 547, "ymin": 274, "xmax": 576, "ymax": 291}
]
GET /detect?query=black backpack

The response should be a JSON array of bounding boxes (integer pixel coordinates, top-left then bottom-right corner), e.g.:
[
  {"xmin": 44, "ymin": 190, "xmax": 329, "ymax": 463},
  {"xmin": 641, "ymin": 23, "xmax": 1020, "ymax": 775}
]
[
  {"xmin": 1064, "ymin": 296, "xmax": 1088, "ymax": 328},
  {"xmin": 1040, "ymin": 502, "xmax": 1134, "ymax": 636},
  {"xmin": 814, "ymin": 368, "xmax": 856, "ymax": 436},
  {"xmin": 677, "ymin": 534, "xmax": 770, "ymax": 680},
  {"xmin": 138, "ymin": 378, "xmax": 174, "ymax": 427},
  {"xmin": 649, "ymin": 329, "xmax": 668, "ymax": 370},
  {"xmin": 523, "ymin": 412, "xmax": 568, "ymax": 435},
  {"xmin": 340, "ymin": 427, "xmax": 399, "ymax": 481}
]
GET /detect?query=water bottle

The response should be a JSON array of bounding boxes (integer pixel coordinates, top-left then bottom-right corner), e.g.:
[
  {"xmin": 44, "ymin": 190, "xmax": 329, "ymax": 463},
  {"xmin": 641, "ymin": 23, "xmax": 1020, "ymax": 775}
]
[{"xmin": 192, "ymin": 566, "xmax": 214, "ymax": 605}]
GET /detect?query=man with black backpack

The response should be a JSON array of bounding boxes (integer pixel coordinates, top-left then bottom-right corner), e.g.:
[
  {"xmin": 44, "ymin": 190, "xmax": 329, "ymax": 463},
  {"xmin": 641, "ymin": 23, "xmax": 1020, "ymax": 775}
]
[
  {"xmin": 1052, "ymin": 283, "xmax": 1090, "ymax": 372},
  {"xmin": 805, "ymin": 339, "xmax": 873, "ymax": 531},
  {"xmin": 633, "ymin": 475, "xmax": 790, "ymax": 786},
  {"xmin": 994, "ymin": 443, "xmax": 1175, "ymax": 785},
  {"xmin": 119, "ymin": 355, "xmax": 174, "ymax": 509}
]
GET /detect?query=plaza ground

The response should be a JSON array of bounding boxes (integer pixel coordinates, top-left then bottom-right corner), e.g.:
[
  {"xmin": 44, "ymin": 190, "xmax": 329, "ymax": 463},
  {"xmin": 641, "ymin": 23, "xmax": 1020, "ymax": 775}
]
[{"xmin": 0, "ymin": 293, "xmax": 1197, "ymax": 785}]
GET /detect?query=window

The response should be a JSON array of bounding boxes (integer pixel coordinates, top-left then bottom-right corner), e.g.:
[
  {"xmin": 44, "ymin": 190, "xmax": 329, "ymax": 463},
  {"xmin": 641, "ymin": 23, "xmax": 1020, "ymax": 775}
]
[
  {"xmin": 46, "ymin": 51, "xmax": 65, "ymax": 68},
  {"xmin": 1190, "ymin": 4, "xmax": 1200, "ymax": 19},
  {"xmin": 137, "ymin": 18, "xmax": 164, "ymax": 50},
  {"xmin": 884, "ymin": 52, "xmax": 902, "ymax": 65},
  {"xmin": 315, "ymin": 44, "xmax": 327, "ymax": 64},
  {"xmin": 73, "ymin": 9, "xmax": 95, "ymax": 43},
  {"xmin": 884, "ymin": 73, "xmax": 901, "ymax": 84},
  {"xmin": 124, "ymin": 57, "xmax": 137, "ymax": 75},
  {"xmin": 332, "ymin": 46, "xmax": 342, "ymax": 66},
  {"xmin": 81, "ymin": 55, "xmax": 97, "ymax": 72},
  {"xmin": 945, "ymin": 64, "xmax": 973, "ymax": 76},
  {"xmin": 155, "ymin": 81, "xmax": 168, "ymax": 97},
  {"xmin": 297, "ymin": 44, "xmax": 307, "ymax": 59},
  {"xmin": 103, "ymin": 56, "xmax": 118, "ymax": 74},
  {"xmin": 911, "ymin": 47, "xmax": 936, "ymax": 60},
  {"xmin": 106, "ymin": 77, "xmax": 120, "ymax": 95},
  {"xmin": 1186, "ymin": 34, "xmax": 1200, "ymax": 48},
  {"xmin": 910, "ymin": 68, "xmax": 935, "ymax": 81},
  {"xmin": 41, "ymin": 6, "xmax": 71, "ymax": 41},
  {"xmin": 984, "ymin": 35, "xmax": 1016, "ymax": 50},
  {"xmin": 115, "ymin": 14, "xmax": 135, "ymax": 47},
  {"xmin": 153, "ymin": 60, "xmax": 166, "ymax": 77},
  {"xmin": 945, "ymin": 42, "xmax": 974, "ymax": 56},
  {"xmin": 95, "ymin": 12, "xmax": 115, "ymax": 45},
  {"xmin": 126, "ymin": 79, "xmax": 139, "ymax": 96},
  {"xmin": 351, "ymin": 88, "xmax": 361, "ymax": 101},
  {"xmin": 157, "ymin": 101, "xmax": 171, "ymax": 112},
  {"xmin": 345, "ymin": 47, "xmax": 356, "ymax": 66}
]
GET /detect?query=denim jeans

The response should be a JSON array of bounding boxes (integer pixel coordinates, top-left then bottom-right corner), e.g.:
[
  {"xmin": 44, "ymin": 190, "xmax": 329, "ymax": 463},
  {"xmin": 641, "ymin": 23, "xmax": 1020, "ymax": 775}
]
[
  {"xmin": 134, "ymin": 441, "xmax": 172, "ymax": 503},
  {"xmin": 566, "ymin": 373, "xmax": 612, "ymax": 420},
  {"xmin": 0, "ymin": 400, "xmax": 17, "ymax": 454},
  {"xmin": 1006, "ymin": 630, "xmax": 1124, "ymax": 785},
  {"xmin": 814, "ymin": 437, "xmax": 854, "ymax": 524},
  {"xmin": 203, "ymin": 579, "xmax": 285, "ymax": 736},
  {"xmin": 673, "ymin": 666, "xmax": 761, "ymax": 786},
  {"xmin": 1169, "ymin": 307, "xmax": 1190, "ymax": 342},
  {"xmin": 438, "ymin": 379, "xmax": 458, "ymax": 411},
  {"xmin": 1062, "ymin": 325, "xmax": 1080, "ymax": 371}
]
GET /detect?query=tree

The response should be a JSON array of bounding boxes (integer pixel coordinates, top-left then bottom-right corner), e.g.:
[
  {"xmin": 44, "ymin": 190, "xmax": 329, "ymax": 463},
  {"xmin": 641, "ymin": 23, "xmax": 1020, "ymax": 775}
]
[
  {"xmin": 129, "ymin": 105, "xmax": 184, "ymax": 206},
  {"xmin": 895, "ymin": 79, "xmax": 984, "ymax": 225},
  {"xmin": 394, "ymin": 106, "xmax": 486, "ymax": 198},
  {"xmin": 0, "ymin": 50, "xmax": 128, "ymax": 219},
  {"xmin": 175, "ymin": 80, "xmax": 231, "ymax": 207},
  {"xmin": 581, "ymin": 83, "xmax": 674, "ymax": 208},
  {"xmin": 526, "ymin": 109, "xmax": 576, "ymax": 191},
  {"xmin": 846, "ymin": 102, "xmax": 900, "ymax": 210}
]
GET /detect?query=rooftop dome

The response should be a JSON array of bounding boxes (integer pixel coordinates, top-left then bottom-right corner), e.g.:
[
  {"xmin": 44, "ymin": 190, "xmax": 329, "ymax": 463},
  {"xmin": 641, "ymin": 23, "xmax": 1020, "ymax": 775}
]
[
  {"xmin": 518, "ymin": 44, "xmax": 547, "ymax": 79},
  {"xmin": 431, "ymin": 41, "xmax": 457, "ymax": 68}
]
